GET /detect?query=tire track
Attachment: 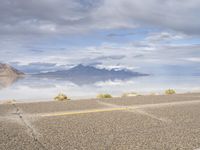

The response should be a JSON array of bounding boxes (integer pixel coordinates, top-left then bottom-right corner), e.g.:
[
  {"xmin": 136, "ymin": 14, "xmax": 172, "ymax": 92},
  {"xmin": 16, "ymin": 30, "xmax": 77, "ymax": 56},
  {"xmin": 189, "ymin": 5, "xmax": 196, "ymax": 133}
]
[{"xmin": 12, "ymin": 103, "xmax": 47, "ymax": 150}]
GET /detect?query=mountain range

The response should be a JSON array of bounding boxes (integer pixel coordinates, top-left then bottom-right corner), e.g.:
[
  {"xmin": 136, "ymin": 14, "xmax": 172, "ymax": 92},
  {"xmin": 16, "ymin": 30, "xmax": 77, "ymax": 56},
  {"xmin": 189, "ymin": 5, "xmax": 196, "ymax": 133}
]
[
  {"xmin": 0, "ymin": 63, "xmax": 148, "ymax": 86},
  {"xmin": 34, "ymin": 64, "xmax": 148, "ymax": 85}
]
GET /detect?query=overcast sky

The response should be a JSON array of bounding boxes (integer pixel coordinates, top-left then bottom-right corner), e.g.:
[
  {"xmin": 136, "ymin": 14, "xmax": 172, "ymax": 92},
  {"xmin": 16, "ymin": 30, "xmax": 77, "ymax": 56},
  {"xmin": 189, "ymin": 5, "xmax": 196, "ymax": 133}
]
[{"xmin": 0, "ymin": 0, "xmax": 200, "ymax": 74}]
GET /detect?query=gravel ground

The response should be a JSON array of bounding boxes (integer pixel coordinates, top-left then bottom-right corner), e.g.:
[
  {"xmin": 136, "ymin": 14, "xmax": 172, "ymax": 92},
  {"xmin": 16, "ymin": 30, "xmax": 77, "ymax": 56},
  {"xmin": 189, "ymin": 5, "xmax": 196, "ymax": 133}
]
[{"xmin": 1, "ymin": 93, "xmax": 200, "ymax": 150}]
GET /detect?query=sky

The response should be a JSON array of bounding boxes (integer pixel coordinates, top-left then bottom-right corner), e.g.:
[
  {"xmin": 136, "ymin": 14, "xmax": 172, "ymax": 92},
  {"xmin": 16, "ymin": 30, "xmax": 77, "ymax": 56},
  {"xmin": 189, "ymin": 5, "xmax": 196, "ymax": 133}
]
[{"xmin": 0, "ymin": 0, "xmax": 200, "ymax": 74}]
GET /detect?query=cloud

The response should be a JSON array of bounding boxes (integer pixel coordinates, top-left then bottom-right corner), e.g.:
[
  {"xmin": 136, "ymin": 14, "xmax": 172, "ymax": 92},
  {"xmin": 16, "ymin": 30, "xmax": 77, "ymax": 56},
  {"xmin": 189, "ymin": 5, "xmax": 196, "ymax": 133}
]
[
  {"xmin": 107, "ymin": 32, "xmax": 135, "ymax": 37},
  {"xmin": 0, "ymin": 29, "xmax": 199, "ymax": 74},
  {"xmin": 96, "ymin": 0, "xmax": 200, "ymax": 34},
  {"xmin": 94, "ymin": 55, "xmax": 126, "ymax": 60},
  {"xmin": 0, "ymin": 0, "xmax": 199, "ymax": 77},
  {"xmin": 0, "ymin": 0, "xmax": 101, "ymax": 35},
  {"xmin": 10, "ymin": 62, "xmax": 77, "ymax": 73},
  {"xmin": 184, "ymin": 57, "xmax": 200, "ymax": 62},
  {"xmin": 0, "ymin": 0, "xmax": 200, "ymax": 36},
  {"xmin": 145, "ymin": 32, "xmax": 186, "ymax": 44}
]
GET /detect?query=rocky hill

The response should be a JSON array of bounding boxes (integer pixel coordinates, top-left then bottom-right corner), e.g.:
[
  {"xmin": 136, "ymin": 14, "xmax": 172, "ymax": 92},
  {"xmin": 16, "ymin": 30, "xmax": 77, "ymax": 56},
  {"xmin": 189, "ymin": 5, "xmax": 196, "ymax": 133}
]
[{"xmin": 0, "ymin": 63, "xmax": 24, "ymax": 77}]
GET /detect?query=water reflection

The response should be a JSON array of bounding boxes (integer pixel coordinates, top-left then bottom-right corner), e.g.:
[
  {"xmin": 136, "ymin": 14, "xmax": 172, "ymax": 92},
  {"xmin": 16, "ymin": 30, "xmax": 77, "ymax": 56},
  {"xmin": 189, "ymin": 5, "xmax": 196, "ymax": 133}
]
[
  {"xmin": 0, "ymin": 75, "xmax": 200, "ymax": 101},
  {"xmin": 0, "ymin": 76, "xmax": 23, "ymax": 89}
]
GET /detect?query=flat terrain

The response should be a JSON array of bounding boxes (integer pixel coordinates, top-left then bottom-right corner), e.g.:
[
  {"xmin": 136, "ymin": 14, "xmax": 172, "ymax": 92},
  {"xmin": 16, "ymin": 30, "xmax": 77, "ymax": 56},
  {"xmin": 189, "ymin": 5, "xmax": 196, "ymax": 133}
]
[{"xmin": 1, "ymin": 93, "xmax": 200, "ymax": 149}]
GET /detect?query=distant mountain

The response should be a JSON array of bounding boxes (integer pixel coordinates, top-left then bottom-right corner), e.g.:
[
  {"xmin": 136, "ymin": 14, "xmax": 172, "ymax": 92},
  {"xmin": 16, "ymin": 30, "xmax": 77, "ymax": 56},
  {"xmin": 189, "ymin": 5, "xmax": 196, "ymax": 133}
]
[
  {"xmin": 0, "ymin": 63, "xmax": 24, "ymax": 77},
  {"xmin": 34, "ymin": 64, "xmax": 148, "ymax": 85},
  {"xmin": 0, "ymin": 63, "xmax": 24, "ymax": 89}
]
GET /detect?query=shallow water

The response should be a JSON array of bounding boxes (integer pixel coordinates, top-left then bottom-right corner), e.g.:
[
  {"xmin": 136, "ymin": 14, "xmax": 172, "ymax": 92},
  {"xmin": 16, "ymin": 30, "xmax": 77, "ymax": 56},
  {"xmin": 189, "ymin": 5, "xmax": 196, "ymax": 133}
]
[{"xmin": 0, "ymin": 75, "xmax": 200, "ymax": 101}]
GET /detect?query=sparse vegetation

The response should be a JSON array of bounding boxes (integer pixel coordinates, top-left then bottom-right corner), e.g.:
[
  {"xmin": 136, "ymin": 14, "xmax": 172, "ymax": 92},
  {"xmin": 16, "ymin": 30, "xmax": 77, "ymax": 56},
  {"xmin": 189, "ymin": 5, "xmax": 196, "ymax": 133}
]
[
  {"xmin": 149, "ymin": 92, "xmax": 158, "ymax": 96},
  {"xmin": 54, "ymin": 93, "xmax": 69, "ymax": 101},
  {"xmin": 2, "ymin": 99, "xmax": 16, "ymax": 104},
  {"xmin": 165, "ymin": 89, "xmax": 176, "ymax": 95},
  {"xmin": 122, "ymin": 92, "xmax": 139, "ymax": 97},
  {"xmin": 97, "ymin": 94, "xmax": 112, "ymax": 99}
]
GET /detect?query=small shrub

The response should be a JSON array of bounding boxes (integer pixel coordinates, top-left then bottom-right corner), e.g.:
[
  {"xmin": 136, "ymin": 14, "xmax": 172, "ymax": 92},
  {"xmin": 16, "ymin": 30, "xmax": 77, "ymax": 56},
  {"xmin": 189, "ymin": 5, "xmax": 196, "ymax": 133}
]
[
  {"xmin": 3, "ymin": 99, "xmax": 16, "ymax": 104},
  {"xmin": 54, "ymin": 93, "xmax": 69, "ymax": 101},
  {"xmin": 97, "ymin": 94, "xmax": 112, "ymax": 99},
  {"xmin": 122, "ymin": 92, "xmax": 139, "ymax": 97},
  {"xmin": 149, "ymin": 92, "xmax": 157, "ymax": 96},
  {"xmin": 165, "ymin": 89, "xmax": 176, "ymax": 95}
]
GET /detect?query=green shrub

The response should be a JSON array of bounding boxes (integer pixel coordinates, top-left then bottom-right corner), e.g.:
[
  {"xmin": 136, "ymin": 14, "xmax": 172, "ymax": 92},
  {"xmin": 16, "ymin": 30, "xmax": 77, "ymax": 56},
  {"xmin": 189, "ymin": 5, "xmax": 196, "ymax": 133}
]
[
  {"xmin": 54, "ymin": 93, "xmax": 69, "ymax": 101},
  {"xmin": 165, "ymin": 89, "xmax": 176, "ymax": 95},
  {"xmin": 97, "ymin": 94, "xmax": 112, "ymax": 99}
]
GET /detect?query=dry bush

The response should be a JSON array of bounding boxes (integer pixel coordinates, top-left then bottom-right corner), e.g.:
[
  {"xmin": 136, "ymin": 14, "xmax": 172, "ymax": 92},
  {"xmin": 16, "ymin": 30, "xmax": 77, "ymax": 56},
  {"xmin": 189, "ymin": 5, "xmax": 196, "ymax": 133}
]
[
  {"xmin": 122, "ymin": 92, "xmax": 139, "ymax": 97},
  {"xmin": 54, "ymin": 93, "xmax": 69, "ymax": 101},
  {"xmin": 165, "ymin": 89, "xmax": 176, "ymax": 95},
  {"xmin": 97, "ymin": 94, "xmax": 112, "ymax": 99}
]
